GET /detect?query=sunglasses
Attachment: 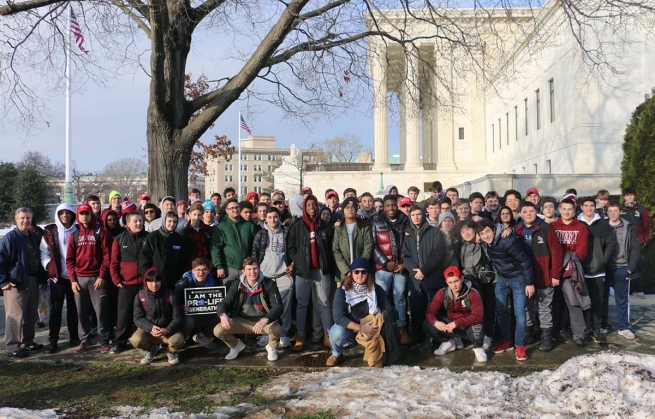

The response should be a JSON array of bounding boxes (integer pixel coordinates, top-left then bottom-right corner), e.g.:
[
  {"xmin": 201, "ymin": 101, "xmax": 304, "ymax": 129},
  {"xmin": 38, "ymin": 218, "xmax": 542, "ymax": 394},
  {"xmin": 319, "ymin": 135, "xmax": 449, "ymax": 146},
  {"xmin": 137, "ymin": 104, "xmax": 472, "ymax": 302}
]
[
  {"xmin": 146, "ymin": 278, "xmax": 162, "ymax": 283},
  {"xmin": 144, "ymin": 210, "xmax": 155, "ymax": 214},
  {"xmin": 352, "ymin": 269, "xmax": 367, "ymax": 275}
]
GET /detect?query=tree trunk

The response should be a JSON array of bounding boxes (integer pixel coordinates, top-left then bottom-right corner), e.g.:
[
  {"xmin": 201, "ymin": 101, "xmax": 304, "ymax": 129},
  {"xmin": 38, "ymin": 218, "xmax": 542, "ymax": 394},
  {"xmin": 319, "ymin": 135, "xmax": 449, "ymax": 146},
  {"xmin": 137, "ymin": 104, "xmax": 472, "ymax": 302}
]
[{"xmin": 146, "ymin": 112, "xmax": 193, "ymax": 202}]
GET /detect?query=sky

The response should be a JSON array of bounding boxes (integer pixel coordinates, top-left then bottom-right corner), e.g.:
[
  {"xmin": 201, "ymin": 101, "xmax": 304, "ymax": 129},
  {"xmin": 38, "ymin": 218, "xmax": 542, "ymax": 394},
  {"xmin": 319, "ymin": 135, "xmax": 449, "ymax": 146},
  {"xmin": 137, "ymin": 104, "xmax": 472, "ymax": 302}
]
[{"xmin": 0, "ymin": 7, "xmax": 402, "ymax": 174}]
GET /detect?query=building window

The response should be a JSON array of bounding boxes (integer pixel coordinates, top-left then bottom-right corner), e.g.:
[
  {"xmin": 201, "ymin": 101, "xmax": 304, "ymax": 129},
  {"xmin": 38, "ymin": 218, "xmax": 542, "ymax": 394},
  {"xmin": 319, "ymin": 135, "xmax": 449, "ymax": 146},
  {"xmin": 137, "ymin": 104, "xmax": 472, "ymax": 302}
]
[
  {"xmin": 514, "ymin": 106, "xmax": 518, "ymax": 141},
  {"xmin": 241, "ymin": 164, "xmax": 248, "ymax": 171},
  {"xmin": 549, "ymin": 79, "xmax": 555, "ymax": 123},
  {"xmin": 505, "ymin": 113, "xmax": 509, "ymax": 145},
  {"xmin": 492, "ymin": 124, "xmax": 495, "ymax": 152},
  {"xmin": 241, "ymin": 175, "xmax": 248, "ymax": 182},
  {"xmin": 524, "ymin": 98, "xmax": 528, "ymax": 136},
  {"xmin": 224, "ymin": 175, "xmax": 233, "ymax": 182},
  {"xmin": 533, "ymin": 163, "xmax": 538, "ymax": 174},
  {"xmin": 458, "ymin": 127, "xmax": 465, "ymax": 140},
  {"xmin": 546, "ymin": 159, "xmax": 552, "ymax": 174},
  {"xmin": 536, "ymin": 89, "xmax": 541, "ymax": 130},
  {"xmin": 241, "ymin": 154, "xmax": 248, "ymax": 160},
  {"xmin": 498, "ymin": 118, "xmax": 502, "ymax": 149},
  {"xmin": 267, "ymin": 165, "xmax": 272, "ymax": 171}
]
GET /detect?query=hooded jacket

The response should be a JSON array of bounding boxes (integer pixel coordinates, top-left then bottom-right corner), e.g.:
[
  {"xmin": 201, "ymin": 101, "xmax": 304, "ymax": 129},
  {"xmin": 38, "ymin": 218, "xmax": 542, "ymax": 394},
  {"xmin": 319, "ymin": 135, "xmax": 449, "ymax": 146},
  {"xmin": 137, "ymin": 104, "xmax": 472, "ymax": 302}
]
[
  {"xmin": 608, "ymin": 219, "xmax": 641, "ymax": 272},
  {"xmin": 286, "ymin": 195, "xmax": 333, "ymax": 278},
  {"xmin": 183, "ymin": 220, "xmax": 212, "ymax": 266},
  {"xmin": 111, "ymin": 225, "xmax": 149, "ymax": 287},
  {"xmin": 133, "ymin": 268, "xmax": 183, "ymax": 334},
  {"xmin": 148, "ymin": 196, "xmax": 187, "ymax": 233},
  {"xmin": 40, "ymin": 203, "xmax": 78, "ymax": 280},
  {"xmin": 252, "ymin": 221, "xmax": 289, "ymax": 278},
  {"xmin": 65, "ymin": 207, "xmax": 110, "ymax": 283},
  {"xmin": 402, "ymin": 218, "xmax": 448, "ymax": 290},
  {"xmin": 370, "ymin": 209, "xmax": 408, "ymax": 271},
  {"xmin": 139, "ymin": 211, "xmax": 188, "ymax": 287},
  {"xmin": 288, "ymin": 195, "xmax": 305, "ymax": 221},
  {"xmin": 102, "ymin": 209, "xmax": 124, "ymax": 258},
  {"xmin": 577, "ymin": 213, "xmax": 617, "ymax": 277},
  {"xmin": 426, "ymin": 280, "xmax": 484, "ymax": 328},
  {"xmin": 487, "ymin": 226, "xmax": 534, "ymax": 284},
  {"xmin": 383, "ymin": 185, "xmax": 398, "ymax": 195},
  {"xmin": 216, "ymin": 271, "xmax": 283, "ymax": 322},
  {"xmin": 210, "ymin": 210, "xmax": 256, "ymax": 271},
  {"xmin": 620, "ymin": 202, "xmax": 650, "ymax": 245},
  {"xmin": 515, "ymin": 217, "xmax": 563, "ymax": 288},
  {"xmin": 332, "ymin": 219, "xmax": 373, "ymax": 280}
]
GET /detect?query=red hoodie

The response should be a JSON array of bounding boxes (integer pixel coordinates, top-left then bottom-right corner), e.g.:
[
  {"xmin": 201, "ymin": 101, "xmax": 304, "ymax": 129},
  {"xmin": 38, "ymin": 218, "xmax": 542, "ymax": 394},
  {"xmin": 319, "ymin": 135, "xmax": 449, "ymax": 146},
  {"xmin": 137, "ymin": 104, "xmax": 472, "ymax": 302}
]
[
  {"xmin": 551, "ymin": 218, "xmax": 589, "ymax": 262},
  {"xmin": 66, "ymin": 205, "xmax": 110, "ymax": 283},
  {"xmin": 302, "ymin": 195, "xmax": 320, "ymax": 270}
]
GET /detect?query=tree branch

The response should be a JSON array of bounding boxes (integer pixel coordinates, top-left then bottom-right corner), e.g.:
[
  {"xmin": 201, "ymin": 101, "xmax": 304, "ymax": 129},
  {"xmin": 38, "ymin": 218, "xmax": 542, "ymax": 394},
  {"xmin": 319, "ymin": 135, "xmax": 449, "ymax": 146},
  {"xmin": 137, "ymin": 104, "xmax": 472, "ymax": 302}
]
[
  {"xmin": 189, "ymin": 0, "xmax": 227, "ymax": 25},
  {"xmin": 0, "ymin": 0, "xmax": 62, "ymax": 16},
  {"xmin": 108, "ymin": 0, "xmax": 151, "ymax": 38}
]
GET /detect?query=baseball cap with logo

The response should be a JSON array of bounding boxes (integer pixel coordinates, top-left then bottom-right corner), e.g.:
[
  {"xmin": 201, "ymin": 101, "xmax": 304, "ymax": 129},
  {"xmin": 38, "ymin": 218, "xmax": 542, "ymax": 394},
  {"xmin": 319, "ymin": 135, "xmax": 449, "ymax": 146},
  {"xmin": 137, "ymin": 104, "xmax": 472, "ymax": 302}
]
[
  {"xmin": 444, "ymin": 266, "xmax": 463, "ymax": 279},
  {"xmin": 399, "ymin": 197, "xmax": 412, "ymax": 207}
]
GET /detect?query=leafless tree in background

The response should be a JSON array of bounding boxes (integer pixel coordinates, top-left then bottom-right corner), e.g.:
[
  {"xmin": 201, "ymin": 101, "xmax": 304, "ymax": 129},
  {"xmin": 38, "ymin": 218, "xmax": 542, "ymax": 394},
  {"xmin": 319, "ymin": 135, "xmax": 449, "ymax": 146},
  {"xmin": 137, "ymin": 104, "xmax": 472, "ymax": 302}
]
[{"xmin": 101, "ymin": 157, "xmax": 147, "ymax": 199}]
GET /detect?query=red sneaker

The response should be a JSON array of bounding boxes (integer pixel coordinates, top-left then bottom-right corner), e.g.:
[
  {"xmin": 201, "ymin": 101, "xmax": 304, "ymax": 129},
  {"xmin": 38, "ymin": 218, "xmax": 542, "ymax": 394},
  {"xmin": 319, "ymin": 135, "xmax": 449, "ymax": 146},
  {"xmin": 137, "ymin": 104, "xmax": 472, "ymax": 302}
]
[
  {"xmin": 100, "ymin": 345, "xmax": 111, "ymax": 354},
  {"xmin": 492, "ymin": 340, "xmax": 514, "ymax": 354},
  {"xmin": 516, "ymin": 345, "xmax": 528, "ymax": 361}
]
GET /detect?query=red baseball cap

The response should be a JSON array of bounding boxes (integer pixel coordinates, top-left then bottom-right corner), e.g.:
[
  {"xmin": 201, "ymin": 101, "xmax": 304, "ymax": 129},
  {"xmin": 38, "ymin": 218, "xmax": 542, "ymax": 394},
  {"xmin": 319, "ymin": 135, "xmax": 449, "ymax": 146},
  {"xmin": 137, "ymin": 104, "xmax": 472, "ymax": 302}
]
[
  {"xmin": 139, "ymin": 193, "xmax": 151, "ymax": 201},
  {"xmin": 302, "ymin": 187, "xmax": 313, "ymax": 194},
  {"xmin": 444, "ymin": 266, "xmax": 462, "ymax": 279},
  {"xmin": 526, "ymin": 188, "xmax": 539, "ymax": 196},
  {"xmin": 246, "ymin": 191, "xmax": 259, "ymax": 201},
  {"xmin": 325, "ymin": 190, "xmax": 338, "ymax": 199},
  {"xmin": 399, "ymin": 197, "xmax": 412, "ymax": 207},
  {"xmin": 176, "ymin": 200, "xmax": 188, "ymax": 207}
]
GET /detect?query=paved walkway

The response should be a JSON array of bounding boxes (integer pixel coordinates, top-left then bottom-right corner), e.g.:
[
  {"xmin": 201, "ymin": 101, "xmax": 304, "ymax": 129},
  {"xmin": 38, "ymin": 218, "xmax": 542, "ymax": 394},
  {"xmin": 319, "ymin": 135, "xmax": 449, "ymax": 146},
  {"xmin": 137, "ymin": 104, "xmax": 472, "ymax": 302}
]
[{"xmin": 2, "ymin": 296, "xmax": 655, "ymax": 370}]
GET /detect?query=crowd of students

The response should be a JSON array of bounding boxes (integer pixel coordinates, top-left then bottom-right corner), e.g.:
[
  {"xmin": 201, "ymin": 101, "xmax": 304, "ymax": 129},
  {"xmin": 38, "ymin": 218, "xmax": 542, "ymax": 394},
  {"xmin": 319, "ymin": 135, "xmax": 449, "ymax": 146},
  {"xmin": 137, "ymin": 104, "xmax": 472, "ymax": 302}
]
[{"xmin": 0, "ymin": 182, "xmax": 650, "ymax": 367}]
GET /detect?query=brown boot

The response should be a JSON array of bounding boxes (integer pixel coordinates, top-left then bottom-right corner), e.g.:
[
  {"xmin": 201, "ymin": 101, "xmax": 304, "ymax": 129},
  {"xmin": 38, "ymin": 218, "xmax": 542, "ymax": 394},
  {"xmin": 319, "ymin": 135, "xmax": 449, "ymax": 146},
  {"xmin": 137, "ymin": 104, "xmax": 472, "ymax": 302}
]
[
  {"xmin": 372, "ymin": 359, "xmax": 383, "ymax": 368},
  {"xmin": 326, "ymin": 354, "xmax": 342, "ymax": 367},
  {"xmin": 323, "ymin": 331, "xmax": 332, "ymax": 349},
  {"xmin": 293, "ymin": 334, "xmax": 305, "ymax": 352},
  {"xmin": 399, "ymin": 327, "xmax": 410, "ymax": 345}
]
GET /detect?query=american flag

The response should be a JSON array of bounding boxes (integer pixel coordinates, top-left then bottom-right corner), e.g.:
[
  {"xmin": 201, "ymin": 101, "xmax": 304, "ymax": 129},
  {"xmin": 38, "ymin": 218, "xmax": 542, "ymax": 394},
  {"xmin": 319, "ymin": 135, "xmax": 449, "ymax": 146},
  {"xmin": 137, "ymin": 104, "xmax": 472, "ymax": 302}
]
[
  {"xmin": 70, "ymin": 9, "xmax": 89, "ymax": 54},
  {"xmin": 240, "ymin": 115, "xmax": 251, "ymax": 135}
]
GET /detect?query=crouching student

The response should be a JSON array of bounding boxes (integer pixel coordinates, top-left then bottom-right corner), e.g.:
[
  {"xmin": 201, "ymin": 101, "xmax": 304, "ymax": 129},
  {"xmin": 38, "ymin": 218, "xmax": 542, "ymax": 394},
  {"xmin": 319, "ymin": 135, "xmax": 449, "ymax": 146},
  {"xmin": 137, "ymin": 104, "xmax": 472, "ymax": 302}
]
[
  {"xmin": 130, "ymin": 268, "xmax": 185, "ymax": 366},
  {"xmin": 213, "ymin": 257, "xmax": 283, "ymax": 361},
  {"xmin": 424, "ymin": 266, "xmax": 487, "ymax": 363},
  {"xmin": 175, "ymin": 257, "xmax": 219, "ymax": 348},
  {"xmin": 327, "ymin": 258, "xmax": 394, "ymax": 368}
]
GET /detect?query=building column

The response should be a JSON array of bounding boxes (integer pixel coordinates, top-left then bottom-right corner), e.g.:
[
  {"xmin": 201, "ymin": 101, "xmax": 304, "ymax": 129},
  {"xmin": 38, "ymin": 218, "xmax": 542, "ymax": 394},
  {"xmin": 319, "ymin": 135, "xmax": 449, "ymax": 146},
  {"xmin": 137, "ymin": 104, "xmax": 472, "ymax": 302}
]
[
  {"xmin": 422, "ymin": 69, "xmax": 434, "ymax": 165},
  {"xmin": 470, "ymin": 57, "xmax": 486, "ymax": 162},
  {"xmin": 399, "ymin": 87, "xmax": 406, "ymax": 164},
  {"xmin": 404, "ymin": 44, "xmax": 423, "ymax": 171},
  {"xmin": 436, "ymin": 44, "xmax": 456, "ymax": 170},
  {"xmin": 371, "ymin": 42, "xmax": 390, "ymax": 170}
]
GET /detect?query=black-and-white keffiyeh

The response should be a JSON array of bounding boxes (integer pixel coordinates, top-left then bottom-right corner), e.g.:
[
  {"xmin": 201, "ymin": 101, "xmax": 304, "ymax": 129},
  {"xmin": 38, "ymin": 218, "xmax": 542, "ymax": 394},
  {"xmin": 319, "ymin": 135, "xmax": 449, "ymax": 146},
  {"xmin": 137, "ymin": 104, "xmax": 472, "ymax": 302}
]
[{"xmin": 345, "ymin": 283, "xmax": 378, "ymax": 315}]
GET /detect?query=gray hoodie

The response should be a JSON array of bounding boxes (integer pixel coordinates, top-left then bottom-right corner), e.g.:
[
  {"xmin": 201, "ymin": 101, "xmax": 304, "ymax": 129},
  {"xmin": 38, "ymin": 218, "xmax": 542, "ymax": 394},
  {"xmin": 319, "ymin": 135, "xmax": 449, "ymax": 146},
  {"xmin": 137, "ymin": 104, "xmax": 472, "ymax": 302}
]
[
  {"xmin": 148, "ymin": 196, "xmax": 187, "ymax": 233},
  {"xmin": 39, "ymin": 203, "xmax": 78, "ymax": 279},
  {"xmin": 288, "ymin": 195, "xmax": 304, "ymax": 219},
  {"xmin": 259, "ymin": 222, "xmax": 287, "ymax": 278}
]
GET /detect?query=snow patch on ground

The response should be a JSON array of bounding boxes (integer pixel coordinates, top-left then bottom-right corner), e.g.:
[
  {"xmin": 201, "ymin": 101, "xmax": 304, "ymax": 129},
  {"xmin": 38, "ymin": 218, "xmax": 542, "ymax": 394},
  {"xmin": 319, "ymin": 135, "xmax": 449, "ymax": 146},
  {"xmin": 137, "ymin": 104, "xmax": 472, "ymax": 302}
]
[{"xmin": 0, "ymin": 407, "xmax": 60, "ymax": 418}]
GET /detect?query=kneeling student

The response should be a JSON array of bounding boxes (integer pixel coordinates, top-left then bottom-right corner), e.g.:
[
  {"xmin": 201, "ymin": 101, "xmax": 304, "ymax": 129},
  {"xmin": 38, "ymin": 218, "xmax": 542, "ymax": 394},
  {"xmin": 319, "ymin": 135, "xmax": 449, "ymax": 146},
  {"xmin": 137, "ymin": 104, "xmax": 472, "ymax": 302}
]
[
  {"xmin": 130, "ymin": 268, "xmax": 185, "ymax": 365},
  {"xmin": 213, "ymin": 257, "xmax": 283, "ymax": 361},
  {"xmin": 424, "ymin": 266, "xmax": 487, "ymax": 363}
]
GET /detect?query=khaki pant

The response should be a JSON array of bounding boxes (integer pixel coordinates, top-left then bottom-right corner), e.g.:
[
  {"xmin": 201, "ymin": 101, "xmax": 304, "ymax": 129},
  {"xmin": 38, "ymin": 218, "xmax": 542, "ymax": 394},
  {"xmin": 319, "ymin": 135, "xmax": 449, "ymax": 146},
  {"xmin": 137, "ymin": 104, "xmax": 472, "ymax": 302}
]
[
  {"xmin": 213, "ymin": 317, "xmax": 281, "ymax": 348},
  {"xmin": 4, "ymin": 276, "xmax": 39, "ymax": 352},
  {"xmin": 129, "ymin": 328, "xmax": 185, "ymax": 353}
]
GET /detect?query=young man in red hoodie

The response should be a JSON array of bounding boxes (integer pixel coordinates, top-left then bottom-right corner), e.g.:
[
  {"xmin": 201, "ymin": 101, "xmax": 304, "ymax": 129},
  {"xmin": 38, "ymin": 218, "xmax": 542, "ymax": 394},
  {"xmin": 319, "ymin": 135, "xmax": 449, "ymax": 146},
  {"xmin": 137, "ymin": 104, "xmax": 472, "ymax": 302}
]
[
  {"xmin": 551, "ymin": 198, "xmax": 590, "ymax": 346},
  {"xmin": 66, "ymin": 204, "xmax": 111, "ymax": 353},
  {"xmin": 110, "ymin": 211, "xmax": 149, "ymax": 354}
]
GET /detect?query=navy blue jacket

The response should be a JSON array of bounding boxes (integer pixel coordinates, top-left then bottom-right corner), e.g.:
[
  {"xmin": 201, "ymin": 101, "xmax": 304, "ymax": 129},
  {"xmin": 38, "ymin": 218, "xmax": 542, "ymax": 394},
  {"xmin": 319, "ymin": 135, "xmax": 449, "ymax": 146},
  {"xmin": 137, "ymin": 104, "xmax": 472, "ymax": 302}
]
[
  {"xmin": 488, "ymin": 228, "xmax": 534, "ymax": 284},
  {"xmin": 0, "ymin": 228, "xmax": 43, "ymax": 289},
  {"xmin": 332, "ymin": 284, "xmax": 392, "ymax": 329}
]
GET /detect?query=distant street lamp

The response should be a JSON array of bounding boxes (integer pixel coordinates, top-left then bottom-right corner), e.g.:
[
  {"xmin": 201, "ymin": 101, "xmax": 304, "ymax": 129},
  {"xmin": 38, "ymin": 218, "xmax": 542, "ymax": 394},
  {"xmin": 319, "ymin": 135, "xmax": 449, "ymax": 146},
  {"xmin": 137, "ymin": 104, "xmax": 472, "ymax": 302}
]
[{"xmin": 377, "ymin": 171, "xmax": 385, "ymax": 195}]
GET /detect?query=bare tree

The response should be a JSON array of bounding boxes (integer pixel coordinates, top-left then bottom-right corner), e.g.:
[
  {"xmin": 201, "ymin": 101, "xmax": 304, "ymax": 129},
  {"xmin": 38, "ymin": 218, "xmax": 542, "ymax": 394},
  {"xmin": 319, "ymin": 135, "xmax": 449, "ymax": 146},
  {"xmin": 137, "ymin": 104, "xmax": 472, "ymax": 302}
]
[
  {"xmin": 101, "ymin": 157, "xmax": 147, "ymax": 199},
  {"xmin": 315, "ymin": 134, "xmax": 370, "ymax": 163},
  {"xmin": 71, "ymin": 167, "xmax": 112, "ymax": 203},
  {"xmin": 2, "ymin": 0, "xmax": 654, "ymax": 200}
]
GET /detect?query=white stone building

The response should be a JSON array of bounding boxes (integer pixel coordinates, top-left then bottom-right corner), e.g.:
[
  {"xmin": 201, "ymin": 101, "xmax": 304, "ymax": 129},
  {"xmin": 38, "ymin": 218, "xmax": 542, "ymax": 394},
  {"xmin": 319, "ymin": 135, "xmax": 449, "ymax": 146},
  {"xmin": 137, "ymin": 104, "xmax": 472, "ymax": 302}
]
[{"xmin": 300, "ymin": 2, "xmax": 655, "ymax": 197}]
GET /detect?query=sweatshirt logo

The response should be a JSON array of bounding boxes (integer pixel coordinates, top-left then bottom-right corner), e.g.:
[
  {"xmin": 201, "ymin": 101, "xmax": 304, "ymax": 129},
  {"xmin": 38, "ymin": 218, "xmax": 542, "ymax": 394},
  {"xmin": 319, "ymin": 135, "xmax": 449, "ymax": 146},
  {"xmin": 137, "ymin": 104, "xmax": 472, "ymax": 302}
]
[{"xmin": 555, "ymin": 230, "xmax": 579, "ymax": 244}]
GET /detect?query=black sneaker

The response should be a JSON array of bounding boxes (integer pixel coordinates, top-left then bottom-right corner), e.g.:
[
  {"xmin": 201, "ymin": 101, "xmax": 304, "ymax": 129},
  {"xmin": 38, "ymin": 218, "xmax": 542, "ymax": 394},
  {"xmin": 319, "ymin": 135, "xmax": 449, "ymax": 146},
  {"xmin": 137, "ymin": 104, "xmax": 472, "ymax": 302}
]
[
  {"xmin": 193, "ymin": 334, "xmax": 216, "ymax": 349},
  {"xmin": 592, "ymin": 329, "xmax": 608, "ymax": 344},
  {"xmin": 572, "ymin": 336, "xmax": 587, "ymax": 347},
  {"xmin": 45, "ymin": 343, "xmax": 59, "ymax": 354},
  {"xmin": 24, "ymin": 342, "xmax": 44, "ymax": 351},
  {"xmin": 7, "ymin": 349, "xmax": 28, "ymax": 359},
  {"xmin": 110, "ymin": 343, "xmax": 125, "ymax": 354},
  {"xmin": 69, "ymin": 338, "xmax": 81, "ymax": 347}
]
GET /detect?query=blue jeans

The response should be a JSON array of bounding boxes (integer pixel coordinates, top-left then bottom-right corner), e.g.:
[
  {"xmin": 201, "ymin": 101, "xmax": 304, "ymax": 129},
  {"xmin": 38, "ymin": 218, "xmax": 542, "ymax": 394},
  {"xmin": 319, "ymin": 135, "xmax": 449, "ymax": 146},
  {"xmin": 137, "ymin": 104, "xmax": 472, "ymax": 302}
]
[
  {"xmin": 329, "ymin": 324, "xmax": 355, "ymax": 357},
  {"xmin": 375, "ymin": 270, "xmax": 407, "ymax": 327},
  {"xmin": 495, "ymin": 276, "xmax": 527, "ymax": 346},
  {"xmin": 608, "ymin": 267, "xmax": 631, "ymax": 330}
]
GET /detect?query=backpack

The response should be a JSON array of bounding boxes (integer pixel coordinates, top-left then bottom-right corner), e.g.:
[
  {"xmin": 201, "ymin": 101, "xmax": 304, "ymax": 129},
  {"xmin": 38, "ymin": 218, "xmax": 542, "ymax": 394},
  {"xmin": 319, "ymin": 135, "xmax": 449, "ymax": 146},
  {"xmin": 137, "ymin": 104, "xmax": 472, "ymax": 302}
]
[
  {"xmin": 477, "ymin": 245, "xmax": 496, "ymax": 284},
  {"xmin": 380, "ymin": 310, "xmax": 402, "ymax": 366},
  {"xmin": 443, "ymin": 289, "xmax": 471, "ymax": 312},
  {"xmin": 73, "ymin": 225, "xmax": 103, "ymax": 247},
  {"xmin": 138, "ymin": 289, "xmax": 173, "ymax": 310}
]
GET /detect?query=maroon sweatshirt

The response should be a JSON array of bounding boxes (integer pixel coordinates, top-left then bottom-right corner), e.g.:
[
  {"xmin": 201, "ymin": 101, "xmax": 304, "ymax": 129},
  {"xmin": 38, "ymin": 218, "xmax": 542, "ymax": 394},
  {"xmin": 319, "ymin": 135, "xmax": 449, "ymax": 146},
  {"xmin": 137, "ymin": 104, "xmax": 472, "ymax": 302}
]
[
  {"xmin": 66, "ymin": 211, "xmax": 110, "ymax": 283},
  {"xmin": 426, "ymin": 282, "xmax": 484, "ymax": 328},
  {"xmin": 551, "ymin": 218, "xmax": 590, "ymax": 262}
]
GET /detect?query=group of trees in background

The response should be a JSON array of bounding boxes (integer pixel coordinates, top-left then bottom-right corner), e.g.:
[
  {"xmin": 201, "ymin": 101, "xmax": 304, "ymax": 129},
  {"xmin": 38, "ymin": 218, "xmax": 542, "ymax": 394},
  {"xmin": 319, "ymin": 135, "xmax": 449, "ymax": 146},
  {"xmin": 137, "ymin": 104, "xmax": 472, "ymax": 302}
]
[{"xmin": 0, "ymin": 156, "xmax": 49, "ymax": 223}]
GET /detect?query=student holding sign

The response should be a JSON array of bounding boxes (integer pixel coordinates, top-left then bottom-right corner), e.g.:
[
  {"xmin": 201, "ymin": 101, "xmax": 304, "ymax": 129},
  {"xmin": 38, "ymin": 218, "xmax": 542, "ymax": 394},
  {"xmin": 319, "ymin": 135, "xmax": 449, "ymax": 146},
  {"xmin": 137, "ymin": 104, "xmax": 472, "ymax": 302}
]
[
  {"xmin": 175, "ymin": 257, "xmax": 222, "ymax": 348},
  {"xmin": 213, "ymin": 257, "xmax": 283, "ymax": 361}
]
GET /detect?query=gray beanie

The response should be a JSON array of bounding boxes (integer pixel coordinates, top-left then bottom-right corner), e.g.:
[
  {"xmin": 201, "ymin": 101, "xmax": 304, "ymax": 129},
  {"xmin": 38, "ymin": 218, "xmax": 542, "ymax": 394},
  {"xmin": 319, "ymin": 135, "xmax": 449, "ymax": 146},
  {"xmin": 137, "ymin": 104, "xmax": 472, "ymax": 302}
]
[{"xmin": 438, "ymin": 212, "xmax": 455, "ymax": 227}]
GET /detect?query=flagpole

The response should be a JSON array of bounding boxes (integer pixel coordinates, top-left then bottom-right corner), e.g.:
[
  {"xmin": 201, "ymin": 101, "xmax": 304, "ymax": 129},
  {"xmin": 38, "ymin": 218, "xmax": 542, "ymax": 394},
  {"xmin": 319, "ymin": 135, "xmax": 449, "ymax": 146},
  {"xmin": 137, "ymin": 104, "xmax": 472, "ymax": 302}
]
[
  {"xmin": 237, "ymin": 111, "xmax": 242, "ymax": 201},
  {"xmin": 63, "ymin": 4, "xmax": 75, "ymax": 204}
]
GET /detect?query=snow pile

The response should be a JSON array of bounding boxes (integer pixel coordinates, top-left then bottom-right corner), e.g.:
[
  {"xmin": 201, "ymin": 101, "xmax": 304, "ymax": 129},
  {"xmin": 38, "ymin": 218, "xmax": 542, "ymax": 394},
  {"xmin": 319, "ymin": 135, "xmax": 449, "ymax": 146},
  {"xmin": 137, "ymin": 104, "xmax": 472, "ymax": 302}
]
[
  {"xmin": 108, "ymin": 406, "xmax": 238, "ymax": 418},
  {"xmin": 0, "ymin": 408, "xmax": 60, "ymax": 418}
]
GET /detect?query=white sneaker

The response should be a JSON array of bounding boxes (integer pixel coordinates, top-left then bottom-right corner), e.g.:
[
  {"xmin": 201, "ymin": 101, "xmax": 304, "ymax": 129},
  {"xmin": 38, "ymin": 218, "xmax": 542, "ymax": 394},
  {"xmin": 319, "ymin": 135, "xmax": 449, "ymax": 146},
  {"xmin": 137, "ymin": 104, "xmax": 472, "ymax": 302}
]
[
  {"xmin": 433, "ymin": 339, "xmax": 456, "ymax": 356},
  {"xmin": 453, "ymin": 337, "xmax": 464, "ymax": 349},
  {"xmin": 618, "ymin": 329, "xmax": 636, "ymax": 340},
  {"xmin": 265, "ymin": 344, "xmax": 278, "ymax": 361},
  {"xmin": 610, "ymin": 287, "xmax": 615, "ymax": 298},
  {"xmin": 166, "ymin": 350, "xmax": 179, "ymax": 365},
  {"xmin": 225, "ymin": 340, "xmax": 246, "ymax": 360},
  {"xmin": 140, "ymin": 347, "xmax": 157, "ymax": 365},
  {"xmin": 256, "ymin": 335, "xmax": 269, "ymax": 347},
  {"xmin": 473, "ymin": 347, "xmax": 488, "ymax": 363},
  {"xmin": 279, "ymin": 336, "xmax": 291, "ymax": 348},
  {"xmin": 483, "ymin": 335, "xmax": 493, "ymax": 350}
]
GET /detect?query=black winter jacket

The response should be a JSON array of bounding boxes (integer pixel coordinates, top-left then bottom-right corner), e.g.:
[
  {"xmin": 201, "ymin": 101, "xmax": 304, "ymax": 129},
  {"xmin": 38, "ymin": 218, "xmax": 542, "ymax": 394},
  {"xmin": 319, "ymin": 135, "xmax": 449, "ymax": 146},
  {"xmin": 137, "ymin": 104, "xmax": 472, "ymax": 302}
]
[
  {"xmin": 578, "ymin": 214, "xmax": 617, "ymax": 276},
  {"xmin": 252, "ymin": 223, "xmax": 290, "ymax": 265},
  {"xmin": 132, "ymin": 287, "xmax": 184, "ymax": 334},
  {"xmin": 286, "ymin": 218, "xmax": 333, "ymax": 278},
  {"xmin": 402, "ymin": 221, "xmax": 448, "ymax": 291},
  {"xmin": 488, "ymin": 227, "xmax": 534, "ymax": 284},
  {"xmin": 139, "ymin": 228, "xmax": 188, "ymax": 288},
  {"xmin": 332, "ymin": 284, "xmax": 391, "ymax": 329},
  {"xmin": 370, "ymin": 211, "xmax": 409, "ymax": 271},
  {"xmin": 216, "ymin": 275, "xmax": 284, "ymax": 322}
]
